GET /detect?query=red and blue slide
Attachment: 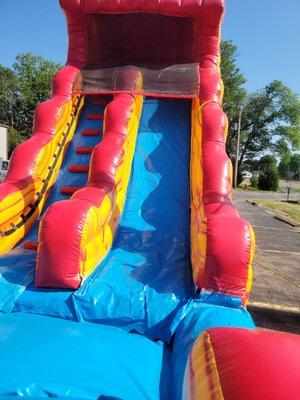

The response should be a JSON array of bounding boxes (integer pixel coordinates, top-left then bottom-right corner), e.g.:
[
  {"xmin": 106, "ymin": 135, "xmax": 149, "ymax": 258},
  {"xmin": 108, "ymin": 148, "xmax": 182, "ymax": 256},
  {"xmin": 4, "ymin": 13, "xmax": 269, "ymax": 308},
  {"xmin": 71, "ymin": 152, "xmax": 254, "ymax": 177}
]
[{"xmin": 0, "ymin": 1, "xmax": 299, "ymax": 399}]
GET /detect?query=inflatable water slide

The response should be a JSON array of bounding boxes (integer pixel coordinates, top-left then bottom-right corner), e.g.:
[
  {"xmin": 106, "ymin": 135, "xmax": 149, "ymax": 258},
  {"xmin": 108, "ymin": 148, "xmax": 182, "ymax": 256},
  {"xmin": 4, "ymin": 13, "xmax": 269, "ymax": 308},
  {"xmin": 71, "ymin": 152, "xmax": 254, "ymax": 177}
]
[{"xmin": 0, "ymin": 0, "xmax": 299, "ymax": 398}]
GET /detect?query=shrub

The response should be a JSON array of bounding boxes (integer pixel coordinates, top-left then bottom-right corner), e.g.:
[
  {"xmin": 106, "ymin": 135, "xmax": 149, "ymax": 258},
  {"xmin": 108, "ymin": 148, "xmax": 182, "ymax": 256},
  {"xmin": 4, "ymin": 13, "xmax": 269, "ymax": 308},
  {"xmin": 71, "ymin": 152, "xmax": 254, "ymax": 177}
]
[
  {"xmin": 250, "ymin": 176, "xmax": 258, "ymax": 188},
  {"xmin": 258, "ymin": 166, "xmax": 279, "ymax": 191}
]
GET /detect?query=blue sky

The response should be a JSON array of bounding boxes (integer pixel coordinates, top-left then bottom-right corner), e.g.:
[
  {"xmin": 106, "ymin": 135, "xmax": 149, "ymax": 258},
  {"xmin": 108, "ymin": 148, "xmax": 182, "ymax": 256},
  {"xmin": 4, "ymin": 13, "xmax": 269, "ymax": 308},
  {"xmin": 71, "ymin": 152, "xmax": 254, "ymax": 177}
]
[{"xmin": 0, "ymin": 0, "xmax": 299, "ymax": 94}]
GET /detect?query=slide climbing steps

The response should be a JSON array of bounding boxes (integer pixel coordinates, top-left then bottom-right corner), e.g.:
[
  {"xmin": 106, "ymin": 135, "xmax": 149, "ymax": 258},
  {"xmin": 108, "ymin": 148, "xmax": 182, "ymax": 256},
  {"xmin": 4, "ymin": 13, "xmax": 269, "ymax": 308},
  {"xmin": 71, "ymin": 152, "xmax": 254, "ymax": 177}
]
[{"xmin": 22, "ymin": 95, "xmax": 108, "ymax": 251}]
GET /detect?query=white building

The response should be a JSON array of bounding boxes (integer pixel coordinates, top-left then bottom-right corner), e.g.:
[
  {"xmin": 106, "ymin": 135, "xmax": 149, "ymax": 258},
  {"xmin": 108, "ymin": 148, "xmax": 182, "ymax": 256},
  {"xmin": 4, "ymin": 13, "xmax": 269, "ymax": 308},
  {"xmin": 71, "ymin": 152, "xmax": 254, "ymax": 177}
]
[
  {"xmin": 241, "ymin": 170, "xmax": 253, "ymax": 179},
  {"xmin": 0, "ymin": 124, "xmax": 8, "ymax": 160}
]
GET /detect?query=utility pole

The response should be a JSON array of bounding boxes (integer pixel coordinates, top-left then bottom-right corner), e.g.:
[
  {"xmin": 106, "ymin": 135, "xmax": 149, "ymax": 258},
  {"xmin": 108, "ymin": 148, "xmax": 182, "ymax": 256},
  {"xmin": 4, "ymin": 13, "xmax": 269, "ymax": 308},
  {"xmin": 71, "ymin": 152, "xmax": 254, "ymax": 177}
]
[
  {"xmin": 286, "ymin": 169, "xmax": 292, "ymax": 202},
  {"xmin": 234, "ymin": 106, "xmax": 243, "ymax": 188}
]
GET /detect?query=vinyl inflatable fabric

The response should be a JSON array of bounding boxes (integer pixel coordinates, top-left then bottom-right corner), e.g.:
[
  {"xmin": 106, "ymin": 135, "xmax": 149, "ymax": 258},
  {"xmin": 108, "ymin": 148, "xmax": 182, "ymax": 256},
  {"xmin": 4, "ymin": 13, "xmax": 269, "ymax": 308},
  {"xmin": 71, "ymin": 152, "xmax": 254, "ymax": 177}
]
[
  {"xmin": 1, "ymin": 1, "xmax": 298, "ymax": 399},
  {"xmin": 0, "ymin": 66, "xmax": 81, "ymax": 254},
  {"xmin": 0, "ymin": 312, "xmax": 169, "ymax": 399},
  {"xmin": 171, "ymin": 299, "xmax": 255, "ymax": 399},
  {"xmin": 76, "ymin": 13, "xmax": 200, "ymax": 97},
  {"xmin": 0, "ymin": 0, "xmax": 255, "ymax": 304},
  {"xmin": 72, "ymin": 98, "xmax": 193, "ymax": 339},
  {"xmin": 36, "ymin": 92, "xmax": 143, "ymax": 289},
  {"xmin": 36, "ymin": 68, "xmax": 143, "ymax": 289},
  {"xmin": 3, "ymin": 98, "xmax": 193, "ymax": 341},
  {"xmin": 0, "ymin": 97, "xmax": 106, "ymax": 313},
  {"xmin": 189, "ymin": 6, "xmax": 255, "ymax": 303},
  {"xmin": 191, "ymin": 97, "xmax": 255, "ymax": 304},
  {"xmin": 183, "ymin": 327, "xmax": 300, "ymax": 400}
]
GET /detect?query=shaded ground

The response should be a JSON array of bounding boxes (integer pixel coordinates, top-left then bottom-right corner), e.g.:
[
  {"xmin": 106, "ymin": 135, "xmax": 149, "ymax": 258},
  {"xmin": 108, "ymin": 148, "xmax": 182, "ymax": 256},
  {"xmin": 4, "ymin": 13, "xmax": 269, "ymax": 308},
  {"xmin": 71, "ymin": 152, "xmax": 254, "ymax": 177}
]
[
  {"xmin": 232, "ymin": 189, "xmax": 300, "ymax": 332},
  {"xmin": 235, "ymin": 187, "xmax": 299, "ymax": 202}
]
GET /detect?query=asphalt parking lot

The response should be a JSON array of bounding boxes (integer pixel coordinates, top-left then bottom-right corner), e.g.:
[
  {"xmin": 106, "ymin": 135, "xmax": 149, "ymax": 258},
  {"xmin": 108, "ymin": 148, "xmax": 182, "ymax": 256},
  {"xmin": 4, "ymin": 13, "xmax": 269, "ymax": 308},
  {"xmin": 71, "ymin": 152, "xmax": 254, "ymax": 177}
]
[{"xmin": 232, "ymin": 189, "xmax": 300, "ymax": 333}]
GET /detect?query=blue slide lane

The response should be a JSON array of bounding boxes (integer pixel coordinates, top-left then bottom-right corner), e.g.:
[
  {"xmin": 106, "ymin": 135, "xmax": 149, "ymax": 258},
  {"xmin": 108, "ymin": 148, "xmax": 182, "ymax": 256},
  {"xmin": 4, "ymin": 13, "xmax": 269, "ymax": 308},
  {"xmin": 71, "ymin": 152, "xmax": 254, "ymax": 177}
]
[{"xmin": 72, "ymin": 98, "xmax": 194, "ymax": 339}]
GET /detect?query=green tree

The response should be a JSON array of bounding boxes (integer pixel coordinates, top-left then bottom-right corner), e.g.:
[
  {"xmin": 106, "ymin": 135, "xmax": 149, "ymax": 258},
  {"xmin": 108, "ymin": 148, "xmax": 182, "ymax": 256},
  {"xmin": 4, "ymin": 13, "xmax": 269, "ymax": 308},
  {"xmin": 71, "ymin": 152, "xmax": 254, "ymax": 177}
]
[
  {"xmin": 258, "ymin": 155, "xmax": 277, "ymax": 172},
  {"xmin": 0, "ymin": 65, "xmax": 20, "ymax": 129},
  {"xmin": 258, "ymin": 167, "xmax": 279, "ymax": 191},
  {"xmin": 220, "ymin": 41, "xmax": 247, "ymax": 117},
  {"xmin": 242, "ymin": 159, "xmax": 261, "ymax": 173},
  {"xmin": 220, "ymin": 41, "xmax": 300, "ymax": 169},
  {"xmin": 289, "ymin": 153, "xmax": 300, "ymax": 179},
  {"xmin": 220, "ymin": 41, "xmax": 247, "ymax": 158},
  {"xmin": 278, "ymin": 154, "xmax": 291, "ymax": 179},
  {"xmin": 257, "ymin": 154, "xmax": 279, "ymax": 191},
  {"xmin": 229, "ymin": 81, "xmax": 300, "ymax": 166},
  {"xmin": 0, "ymin": 53, "xmax": 61, "ymax": 155}
]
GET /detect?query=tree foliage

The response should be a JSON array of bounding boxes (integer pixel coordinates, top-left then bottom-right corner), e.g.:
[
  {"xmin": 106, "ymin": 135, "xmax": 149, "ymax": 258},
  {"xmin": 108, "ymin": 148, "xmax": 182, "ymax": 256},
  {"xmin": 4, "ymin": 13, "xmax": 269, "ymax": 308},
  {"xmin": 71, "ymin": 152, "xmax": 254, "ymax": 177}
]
[
  {"xmin": 257, "ymin": 155, "xmax": 279, "ymax": 191},
  {"xmin": 0, "ymin": 53, "xmax": 61, "ymax": 155},
  {"xmin": 289, "ymin": 153, "xmax": 300, "ymax": 179},
  {"xmin": 258, "ymin": 167, "xmax": 279, "ymax": 191},
  {"xmin": 220, "ymin": 41, "xmax": 247, "ymax": 120},
  {"xmin": 279, "ymin": 153, "xmax": 300, "ymax": 179},
  {"xmin": 237, "ymin": 81, "xmax": 300, "ymax": 164},
  {"xmin": 220, "ymin": 41, "xmax": 300, "ymax": 168},
  {"xmin": 258, "ymin": 155, "xmax": 278, "ymax": 172},
  {"xmin": 0, "ymin": 65, "xmax": 19, "ymax": 129}
]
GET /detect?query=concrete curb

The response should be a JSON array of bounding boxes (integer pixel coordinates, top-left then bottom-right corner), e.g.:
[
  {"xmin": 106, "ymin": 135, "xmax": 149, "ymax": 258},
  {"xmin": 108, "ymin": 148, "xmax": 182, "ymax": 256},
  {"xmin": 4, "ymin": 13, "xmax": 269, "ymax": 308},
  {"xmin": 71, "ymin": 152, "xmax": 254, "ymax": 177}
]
[
  {"xmin": 274, "ymin": 214, "xmax": 300, "ymax": 227},
  {"xmin": 248, "ymin": 301, "xmax": 300, "ymax": 314},
  {"xmin": 248, "ymin": 302, "xmax": 300, "ymax": 334}
]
